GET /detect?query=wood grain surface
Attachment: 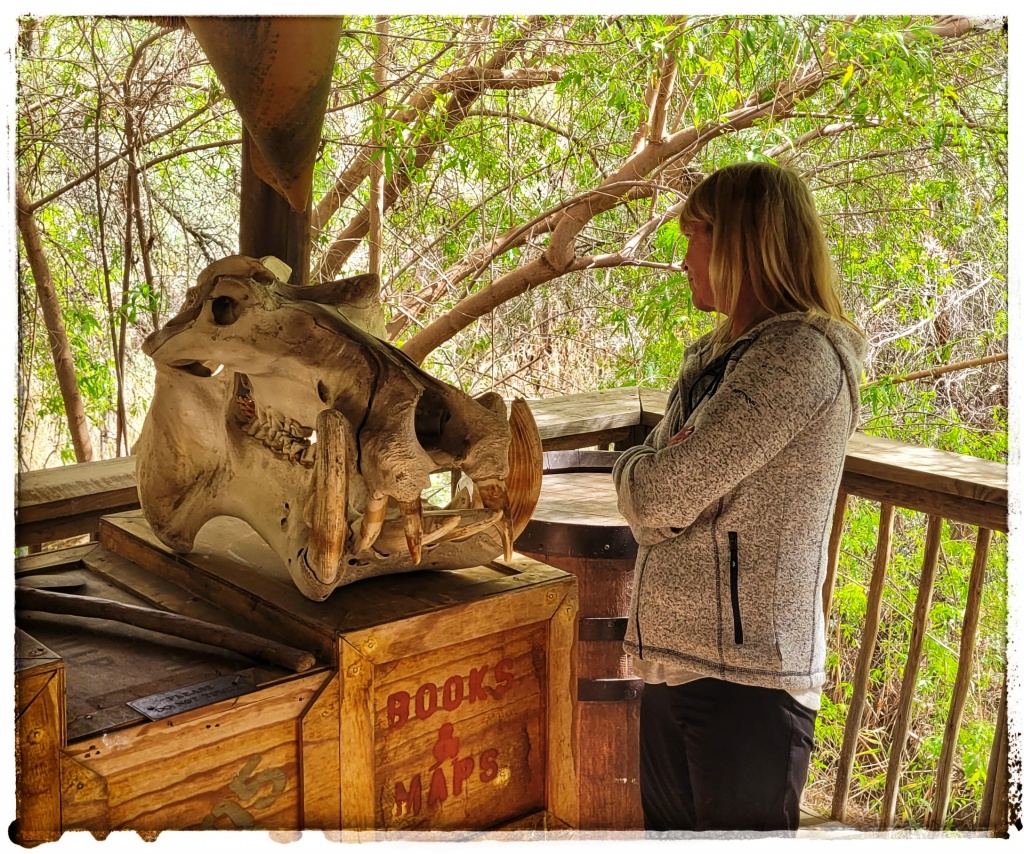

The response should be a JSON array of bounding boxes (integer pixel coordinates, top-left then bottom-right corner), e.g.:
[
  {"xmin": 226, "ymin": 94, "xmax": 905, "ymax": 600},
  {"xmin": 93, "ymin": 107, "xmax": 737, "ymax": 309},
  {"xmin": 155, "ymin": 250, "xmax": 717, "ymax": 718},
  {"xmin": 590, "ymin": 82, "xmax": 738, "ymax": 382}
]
[
  {"xmin": 14, "ymin": 630, "xmax": 65, "ymax": 845},
  {"xmin": 61, "ymin": 670, "xmax": 331, "ymax": 832}
]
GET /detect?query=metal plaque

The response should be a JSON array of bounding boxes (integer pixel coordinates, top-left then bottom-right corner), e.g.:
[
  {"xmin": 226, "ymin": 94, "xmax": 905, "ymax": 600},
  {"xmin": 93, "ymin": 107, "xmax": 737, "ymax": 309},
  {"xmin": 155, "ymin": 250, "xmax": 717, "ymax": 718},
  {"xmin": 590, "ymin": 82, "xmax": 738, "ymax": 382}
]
[{"xmin": 128, "ymin": 672, "xmax": 258, "ymax": 721}]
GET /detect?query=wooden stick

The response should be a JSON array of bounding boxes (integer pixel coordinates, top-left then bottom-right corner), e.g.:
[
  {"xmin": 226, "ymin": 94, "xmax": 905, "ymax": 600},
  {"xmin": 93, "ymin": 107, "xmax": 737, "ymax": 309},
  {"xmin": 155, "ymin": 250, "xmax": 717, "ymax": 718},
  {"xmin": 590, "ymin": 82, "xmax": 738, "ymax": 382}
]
[
  {"xmin": 864, "ymin": 352, "xmax": 1006, "ymax": 388},
  {"xmin": 832, "ymin": 501, "xmax": 895, "ymax": 823},
  {"xmin": 16, "ymin": 587, "xmax": 317, "ymax": 673},
  {"xmin": 368, "ymin": 15, "xmax": 388, "ymax": 280},
  {"xmin": 880, "ymin": 514, "xmax": 943, "ymax": 829},
  {"xmin": 929, "ymin": 526, "xmax": 992, "ymax": 830},
  {"xmin": 822, "ymin": 490, "xmax": 850, "ymax": 621},
  {"xmin": 980, "ymin": 680, "xmax": 1008, "ymax": 834}
]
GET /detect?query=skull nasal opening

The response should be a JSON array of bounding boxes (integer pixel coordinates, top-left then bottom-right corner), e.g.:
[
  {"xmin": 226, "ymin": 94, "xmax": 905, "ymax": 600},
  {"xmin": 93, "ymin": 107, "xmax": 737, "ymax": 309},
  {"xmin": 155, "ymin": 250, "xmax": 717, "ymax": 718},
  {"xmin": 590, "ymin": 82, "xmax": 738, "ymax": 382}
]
[
  {"xmin": 212, "ymin": 295, "xmax": 243, "ymax": 325},
  {"xmin": 414, "ymin": 389, "xmax": 456, "ymax": 453}
]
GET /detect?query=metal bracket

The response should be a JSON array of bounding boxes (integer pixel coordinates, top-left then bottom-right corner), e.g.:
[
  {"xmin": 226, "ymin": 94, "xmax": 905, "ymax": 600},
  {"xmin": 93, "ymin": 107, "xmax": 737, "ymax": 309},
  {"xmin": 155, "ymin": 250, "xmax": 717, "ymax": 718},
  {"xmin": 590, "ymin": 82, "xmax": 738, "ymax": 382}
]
[
  {"xmin": 577, "ymin": 677, "xmax": 644, "ymax": 702},
  {"xmin": 578, "ymin": 617, "xmax": 629, "ymax": 642}
]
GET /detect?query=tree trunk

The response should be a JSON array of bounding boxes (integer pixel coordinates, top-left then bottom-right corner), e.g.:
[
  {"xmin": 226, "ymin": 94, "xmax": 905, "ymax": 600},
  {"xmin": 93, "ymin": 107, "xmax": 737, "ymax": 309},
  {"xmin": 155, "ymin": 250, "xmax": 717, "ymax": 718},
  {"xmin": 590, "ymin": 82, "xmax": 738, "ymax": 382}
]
[
  {"xmin": 16, "ymin": 182, "xmax": 95, "ymax": 463},
  {"xmin": 368, "ymin": 16, "xmax": 389, "ymax": 283}
]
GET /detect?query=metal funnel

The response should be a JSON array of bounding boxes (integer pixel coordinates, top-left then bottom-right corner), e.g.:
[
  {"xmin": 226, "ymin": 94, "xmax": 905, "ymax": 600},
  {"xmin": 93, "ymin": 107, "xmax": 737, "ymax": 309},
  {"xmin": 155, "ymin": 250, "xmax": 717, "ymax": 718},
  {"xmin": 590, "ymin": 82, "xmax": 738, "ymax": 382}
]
[{"xmin": 187, "ymin": 16, "xmax": 343, "ymax": 212}]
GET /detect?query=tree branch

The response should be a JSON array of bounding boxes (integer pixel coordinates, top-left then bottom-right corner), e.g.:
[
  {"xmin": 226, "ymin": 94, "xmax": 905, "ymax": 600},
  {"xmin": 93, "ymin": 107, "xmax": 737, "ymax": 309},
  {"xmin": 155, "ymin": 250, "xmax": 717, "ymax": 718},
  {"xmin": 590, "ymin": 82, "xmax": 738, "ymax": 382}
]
[
  {"xmin": 313, "ymin": 17, "xmax": 552, "ymax": 280},
  {"xmin": 16, "ymin": 182, "xmax": 94, "ymax": 463},
  {"xmin": 864, "ymin": 353, "xmax": 1006, "ymax": 388}
]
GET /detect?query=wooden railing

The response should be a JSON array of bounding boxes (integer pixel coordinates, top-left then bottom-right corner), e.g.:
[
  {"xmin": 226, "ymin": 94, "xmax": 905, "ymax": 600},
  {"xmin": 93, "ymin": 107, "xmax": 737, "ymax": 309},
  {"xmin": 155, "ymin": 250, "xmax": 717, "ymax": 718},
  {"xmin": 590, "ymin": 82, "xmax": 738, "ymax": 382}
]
[{"xmin": 14, "ymin": 385, "xmax": 1011, "ymax": 833}]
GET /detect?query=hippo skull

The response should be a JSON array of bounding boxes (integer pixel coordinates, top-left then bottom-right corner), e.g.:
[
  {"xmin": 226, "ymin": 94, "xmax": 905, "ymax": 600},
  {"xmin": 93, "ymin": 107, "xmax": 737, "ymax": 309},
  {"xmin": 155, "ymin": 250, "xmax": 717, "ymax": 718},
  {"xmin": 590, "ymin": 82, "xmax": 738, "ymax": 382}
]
[{"xmin": 135, "ymin": 255, "xmax": 542, "ymax": 600}]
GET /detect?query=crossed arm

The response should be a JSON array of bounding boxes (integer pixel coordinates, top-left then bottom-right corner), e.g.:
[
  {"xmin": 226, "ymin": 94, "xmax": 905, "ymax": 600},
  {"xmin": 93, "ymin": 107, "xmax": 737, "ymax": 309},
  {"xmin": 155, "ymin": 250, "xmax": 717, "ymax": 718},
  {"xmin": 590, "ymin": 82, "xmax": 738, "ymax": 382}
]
[{"xmin": 612, "ymin": 327, "xmax": 844, "ymax": 533}]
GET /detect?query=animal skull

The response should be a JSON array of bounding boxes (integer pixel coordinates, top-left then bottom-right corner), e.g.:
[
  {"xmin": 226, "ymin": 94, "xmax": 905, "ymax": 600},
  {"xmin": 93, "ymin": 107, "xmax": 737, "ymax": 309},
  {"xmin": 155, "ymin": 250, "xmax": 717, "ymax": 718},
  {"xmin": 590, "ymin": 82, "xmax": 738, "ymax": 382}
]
[{"xmin": 135, "ymin": 255, "xmax": 542, "ymax": 600}]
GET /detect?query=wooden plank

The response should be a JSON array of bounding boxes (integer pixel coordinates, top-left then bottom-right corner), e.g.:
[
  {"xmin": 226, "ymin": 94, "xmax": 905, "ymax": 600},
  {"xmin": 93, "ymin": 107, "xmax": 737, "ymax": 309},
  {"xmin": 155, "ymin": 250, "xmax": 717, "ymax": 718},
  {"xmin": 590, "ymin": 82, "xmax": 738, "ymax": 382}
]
[
  {"xmin": 546, "ymin": 586, "xmax": 579, "ymax": 830},
  {"xmin": 342, "ymin": 575, "xmax": 572, "ymax": 664},
  {"xmin": 300, "ymin": 672, "xmax": 341, "ymax": 829},
  {"xmin": 798, "ymin": 806, "xmax": 850, "ymax": 830},
  {"xmin": 840, "ymin": 471, "xmax": 1006, "ymax": 532},
  {"xmin": 527, "ymin": 388, "xmax": 642, "ymax": 443},
  {"xmin": 831, "ymin": 502, "xmax": 895, "ymax": 823},
  {"xmin": 17, "ymin": 587, "xmax": 317, "ymax": 674},
  {"xmin": 63, "ymin": 670, "xmax": 328, "ymax": 831},
  {"xmin": 822, "ymin": 490, "xmax": 849, "ymax": 621},
  {"xmin": 98, "ymin": 513, "xmax": 335, "ymax": 663},
  {"xmin": 929, "ymin": 527, "xmax": 992, "ymax": 831},
  {"xmin": 881, "ymin": 515, "xmax": 943, "ymax": 829},
  {"xmin": 17, "ymin": 505, "xmax": 141, "ymax": 548},
  {"xmin": 638, "ymin": 386, "xmax": 670, "ymax": 425},
  {"xmin": 101, "ymin": 512, "xmax": 560, "ymax": 646},
  {"xmin": 14, "ymin": 543, "xmax": 98, "ymax": 576},
  {"xmin": 541, "ymin": 427, "xmax": 632, "ymax": 452},
  {"xmin": 21, "ymin": 594, "xmax": 291, "ymax": 743},
  {"xmin": 980, "ymin": 683, "xmax": 1008, "ymax": 834},
  {"xmin": 61, "ymin": 753, "xmax": 109, "ymax": 835},
  {"xmin": 845, "ymin": 432, "xmax": 1006, "ymax": 506},
  {"xmin": 16, "ymin": 456, "xmax": 138, "ymax": 522},
  {"xmin": 340, "ymin": 641, "xmax": 376, "ymax": 831},
  {"xmin": 492, "ymin": 810, "xmax": 573, "ymax": 831},
  {"xmin": 15, "ymin": 627, "xmax": 62, "ymax": 677},
  {"xmin": 14, "ymin": 646, "xmax": 65, "ymax": 846},
  {"xmin": 529, "ymin": 472, "xmax": 625, "ymax": 528},
  {"xmin": 83, "ymin": 546, "xmax": 288, "ymax": 631}
]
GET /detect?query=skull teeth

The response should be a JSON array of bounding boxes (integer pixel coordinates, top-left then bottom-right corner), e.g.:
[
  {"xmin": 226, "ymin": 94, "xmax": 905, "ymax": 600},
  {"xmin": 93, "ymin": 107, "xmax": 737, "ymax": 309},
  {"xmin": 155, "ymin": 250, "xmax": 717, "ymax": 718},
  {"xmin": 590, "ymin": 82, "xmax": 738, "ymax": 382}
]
[
  {"xmin": 399, "ymin": 499, "xmax": 423, "ymax": 565},
  {"xmin": 365, "ymin": 507, "xmax": 503, "ymax": 556},
  {"xmin": 476, "ymin": 478, "xmax": 514, "ymax": 561},
  {"xmin": 235, "ymin": 398, "xmax": 316, "ymax": 467},
  {"xmin": 231, "ymin": 390, "xmax": 527, "ymax": 569},
  {"xmin": 355, "ymin": 495, "xmax": 387, "ymax": 553}
]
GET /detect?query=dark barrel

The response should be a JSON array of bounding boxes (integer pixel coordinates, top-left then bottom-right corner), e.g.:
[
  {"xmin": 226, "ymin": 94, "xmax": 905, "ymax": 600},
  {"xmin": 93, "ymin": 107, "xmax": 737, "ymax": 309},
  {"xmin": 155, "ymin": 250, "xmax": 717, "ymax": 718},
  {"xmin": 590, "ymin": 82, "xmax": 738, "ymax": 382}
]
[{"xmin": 515, "ymin": 449, "xmax": 643, "ymax": 831}]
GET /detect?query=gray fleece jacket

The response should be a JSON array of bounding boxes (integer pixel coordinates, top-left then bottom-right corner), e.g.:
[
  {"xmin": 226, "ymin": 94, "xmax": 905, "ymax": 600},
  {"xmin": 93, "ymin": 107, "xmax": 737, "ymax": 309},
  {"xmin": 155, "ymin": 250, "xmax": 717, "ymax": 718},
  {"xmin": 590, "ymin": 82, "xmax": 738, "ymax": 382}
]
[{"xmin": 612, "ymin": 312, "xmax": 866, "ymax": 692}]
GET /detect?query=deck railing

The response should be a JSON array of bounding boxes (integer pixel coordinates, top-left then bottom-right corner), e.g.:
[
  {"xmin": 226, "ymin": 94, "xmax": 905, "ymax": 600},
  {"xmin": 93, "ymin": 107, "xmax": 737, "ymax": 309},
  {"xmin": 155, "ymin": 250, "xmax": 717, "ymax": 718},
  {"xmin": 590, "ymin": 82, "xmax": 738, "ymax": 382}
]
[{"xmin": 14, "ymin": 385, "xmax": 1011, "ymax": 833}]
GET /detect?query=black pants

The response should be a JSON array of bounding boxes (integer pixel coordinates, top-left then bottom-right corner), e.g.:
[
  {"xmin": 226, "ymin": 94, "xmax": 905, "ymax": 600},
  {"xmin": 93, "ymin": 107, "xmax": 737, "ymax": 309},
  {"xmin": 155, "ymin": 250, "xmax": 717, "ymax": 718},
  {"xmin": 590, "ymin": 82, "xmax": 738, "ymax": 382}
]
[{"xmin": 639, "ymin": 677, "xmax": 816, "ymax": 833}]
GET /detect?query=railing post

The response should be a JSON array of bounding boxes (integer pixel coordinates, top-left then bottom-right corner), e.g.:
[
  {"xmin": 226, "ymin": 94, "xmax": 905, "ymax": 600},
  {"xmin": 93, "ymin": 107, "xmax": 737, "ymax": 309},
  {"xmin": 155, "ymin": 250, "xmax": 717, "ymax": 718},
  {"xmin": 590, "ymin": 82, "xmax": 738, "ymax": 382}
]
[
  {"xmin": 880, "ymin": 514, "xmax": 943, "ymax": 829},
  {"xmin": 928, "ymin": 527, "xmax": 993, "ymax": 830},
  {"xmin": 980, "ymin": 681, "xmax": 1008, "ymax": 835},
  {"xmin": 831, "ymin": 501, "xmax": 896, "ymax": 824},
  {"xmin": 822, "ymin": 490, "xmax": 850, "ymax": 621}
]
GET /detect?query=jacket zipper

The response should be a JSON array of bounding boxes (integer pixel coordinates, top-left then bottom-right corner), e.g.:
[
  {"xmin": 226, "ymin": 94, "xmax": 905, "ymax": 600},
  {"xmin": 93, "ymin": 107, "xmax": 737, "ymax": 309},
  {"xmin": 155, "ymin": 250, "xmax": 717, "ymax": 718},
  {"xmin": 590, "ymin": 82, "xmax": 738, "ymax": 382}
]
[
  {"xmin": 633, "ymin": 546, "xmax": 652, "ymax": 658},
  {"xmin": 729, "ymin": 531, "xmax": 743, "ymax": 644}
]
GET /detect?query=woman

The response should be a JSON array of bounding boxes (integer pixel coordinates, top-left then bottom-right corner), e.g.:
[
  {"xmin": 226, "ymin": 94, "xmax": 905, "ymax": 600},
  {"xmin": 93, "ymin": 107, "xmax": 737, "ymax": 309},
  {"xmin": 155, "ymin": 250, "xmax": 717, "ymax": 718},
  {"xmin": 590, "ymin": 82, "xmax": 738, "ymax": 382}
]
[{"xmin": 613, "ymin": 162, "xmax": 867, "ymax": 833}]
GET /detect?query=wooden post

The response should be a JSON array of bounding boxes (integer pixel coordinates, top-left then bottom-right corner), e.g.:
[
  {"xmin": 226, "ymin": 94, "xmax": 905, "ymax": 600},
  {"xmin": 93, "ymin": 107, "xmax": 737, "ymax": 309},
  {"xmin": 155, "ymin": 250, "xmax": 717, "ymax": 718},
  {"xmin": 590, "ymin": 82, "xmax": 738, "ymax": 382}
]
[
  {"xmin": 612, "ymin": 423, "xmax": 651, "ymax": 452},
  {"xmin": 14, "ymin": 631, "xmax": 65, "ymax": 846},
  {"xmin": 980, "ymin": 681, "xmax": 1008, "ymax": 835},
  {"xmin": 880, "ymin": 514, "xmax": 943, "ymax": 829},
  {"xmin": 368, "ymin": 16, "xmax": 388, "ymax": 282},
  {"xmin": 928, "ymin": 526, "xmax": 992, "ymax": 830},
  {"xmin": 831, "ymin": 501, "xmax": 895, "ymax": 823},
  {"xmin": 239, "ymin": 129, "xmax": 311, "ymax": 285},
  {"xmin": 822, "ymin": 489, "xmax": 850, "ymax": 621}
]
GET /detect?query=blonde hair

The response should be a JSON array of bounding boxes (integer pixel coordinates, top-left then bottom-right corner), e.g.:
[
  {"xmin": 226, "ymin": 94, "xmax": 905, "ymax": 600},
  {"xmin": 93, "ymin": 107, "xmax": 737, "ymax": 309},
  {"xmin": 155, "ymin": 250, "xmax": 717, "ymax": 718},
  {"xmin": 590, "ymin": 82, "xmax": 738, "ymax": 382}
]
[{"xmin": 679, "ymin": 162, "xmax": 860, "ymax": 348}]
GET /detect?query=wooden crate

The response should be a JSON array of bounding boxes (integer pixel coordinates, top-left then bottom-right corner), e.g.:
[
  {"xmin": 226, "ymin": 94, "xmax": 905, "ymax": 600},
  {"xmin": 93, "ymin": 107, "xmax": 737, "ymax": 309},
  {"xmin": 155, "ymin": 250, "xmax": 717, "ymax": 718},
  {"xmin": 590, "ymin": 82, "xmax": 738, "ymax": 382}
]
[
  {"xmin": 15, "ymin": 546, "xmax": 339, "ymax": 837},
  {"xmin": 95, "ymin": 510, "xmax": 579, "ymax": 832},
  {"xmin": 14, "ymin": 629, "xmax": 65, "ymax": 846}
]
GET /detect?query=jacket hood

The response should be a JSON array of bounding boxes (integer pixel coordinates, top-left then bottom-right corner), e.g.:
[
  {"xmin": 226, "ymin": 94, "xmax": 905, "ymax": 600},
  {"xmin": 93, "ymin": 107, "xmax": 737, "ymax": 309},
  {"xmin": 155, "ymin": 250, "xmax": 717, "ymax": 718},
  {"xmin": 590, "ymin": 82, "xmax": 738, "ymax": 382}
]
[{"xmin": 737, "ymin": 312, "xmax": 867, "ymax": 436}]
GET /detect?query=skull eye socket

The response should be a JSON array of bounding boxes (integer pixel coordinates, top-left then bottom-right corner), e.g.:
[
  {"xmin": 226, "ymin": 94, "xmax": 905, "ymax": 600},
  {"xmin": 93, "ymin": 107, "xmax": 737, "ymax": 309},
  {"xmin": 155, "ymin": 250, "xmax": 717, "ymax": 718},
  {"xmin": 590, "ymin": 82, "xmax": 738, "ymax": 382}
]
[{"xmin": 212, "ymin": 295, "xmax": 242, "ymax": 326}]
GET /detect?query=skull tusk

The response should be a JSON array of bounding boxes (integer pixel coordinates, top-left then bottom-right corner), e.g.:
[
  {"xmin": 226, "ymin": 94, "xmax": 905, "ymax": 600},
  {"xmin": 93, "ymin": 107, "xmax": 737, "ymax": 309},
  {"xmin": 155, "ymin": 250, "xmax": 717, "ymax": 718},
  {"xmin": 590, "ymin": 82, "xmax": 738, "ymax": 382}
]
[
  {"xmin": 355, "ymin": 494, "xmax": 387, "ymax": 554},
  {"xmin": 305, "ymin": 409, "xmax": 349, "ymax": 586},
  {"xmin": 437, "ymin": 508, "xmax": 503, "ymax": 543},
  {"xmin": 421, "ymin": 512, "xmax": 462, "ymax": 546},
  {"xmin": 399, "ymin": 499, "xmax": 424, "ymax": 565},
  {"xmin": 476, "ymin": 479, "xmax": 514, "ymax": 561}
]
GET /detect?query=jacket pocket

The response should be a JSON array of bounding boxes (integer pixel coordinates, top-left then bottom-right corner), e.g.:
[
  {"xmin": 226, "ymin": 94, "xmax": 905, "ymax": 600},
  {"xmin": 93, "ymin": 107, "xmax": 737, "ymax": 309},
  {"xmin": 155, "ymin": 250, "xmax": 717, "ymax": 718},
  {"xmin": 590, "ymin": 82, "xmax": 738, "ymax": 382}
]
[{"xmin": 729, "ymin": 531, "xmax": 743, "ymax": 644}]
